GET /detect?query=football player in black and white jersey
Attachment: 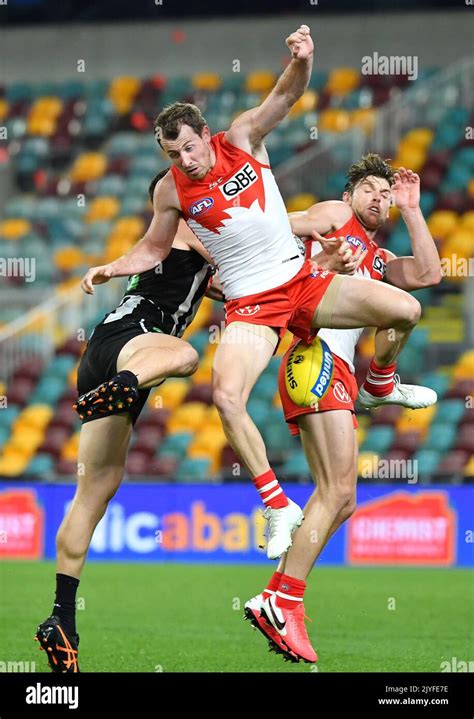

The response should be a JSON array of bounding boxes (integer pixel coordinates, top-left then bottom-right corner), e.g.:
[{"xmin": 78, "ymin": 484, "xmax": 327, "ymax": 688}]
[{"xmin": 34, "ymin": 169, "xmax": 221, "ymax": 672}]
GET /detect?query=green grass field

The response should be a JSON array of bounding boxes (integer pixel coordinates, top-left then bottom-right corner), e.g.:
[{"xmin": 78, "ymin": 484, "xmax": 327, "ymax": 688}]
[{"xmin": 1, "ymin": 561, "xmax": 472, "ymax": 673}]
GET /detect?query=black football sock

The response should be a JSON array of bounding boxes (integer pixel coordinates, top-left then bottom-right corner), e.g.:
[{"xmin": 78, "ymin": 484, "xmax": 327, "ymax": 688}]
[
  {"xmin": 111, "ymin": 370, "xmax": 139, "ymax": 388},
  {"xmin": 52, "ymin": 573, "xmax": 79, "ymax": 635}
]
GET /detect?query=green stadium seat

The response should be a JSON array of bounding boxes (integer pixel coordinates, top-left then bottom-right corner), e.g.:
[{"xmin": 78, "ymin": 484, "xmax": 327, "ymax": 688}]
[
  {"xmin": 26, "ymin": 454, "xmax": 55, "ymax": 477},
  {"xmin": 388, "ymin": 228, "xmax": 412, "ymax": 256},
  {"xmin": 412, "ymin": 449, "xmax": 442, "ymax": 475},
  {"xmin": 158, "ymin": 432, "xmax": 193, "ymax": 458},
  {"xmin": 176, "ymin": 457, "xmax": 212, "ymax": 482},
  {"xmin": 29, "ymin": 377, "xmax": 67, "ymax": 405},
  {"xmin": 5, "ymin": 117, "xmax": 27, "ymax": 140},
  {"xmin": 423, "ymin": 422, "xmax": 457, "ymax": 453},
  {"xmin": 252, "ymin": 375, "xmax": 278, "ymax": 403},
  {"xmin": 57, "ymin": 80, "xmax": 85, "ymax": 100},
  {"xmin": 0, "ymin": 406, "xmax": 21, "ymax": 429},
  {"xmin": 361, "ymin": 426, "xmax": 395, "ymax": 454},
  {"xmin": 281, "ymin": 449, "xmax": 310, "ymax": 476},
  {"xmin": 262, "ymin": 422, "xmax": 296, "ymax": 453},
  {"xmin": 419, "ymin": 372, "xmax": 450, "ymax": 399},
  {"xmin": 0, "ymin": 426, "xmax": 11, "ymax": 450},
  {"xmin": 187, "ymin": 330, "xmax": 209, "ymax": 357},
  {"xmin": 247, "ymin": 398, "xmax": 269, "ymax": 427},
  {"xmin": 434, "ymin": 399, "xmax": 466, "ymax": 425}
]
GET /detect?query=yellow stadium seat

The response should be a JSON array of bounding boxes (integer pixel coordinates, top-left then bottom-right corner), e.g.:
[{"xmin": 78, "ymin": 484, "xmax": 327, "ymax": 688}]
[
  {"xmin": 444, "ymin": 228, "xmax": 474, "ymax": 256},
  {"xmin": 86, "ymin": 197, "xmax": 120, "ymax": 223},
  {"xmin": 468, "ymin": 179, "xmax": 474, "ymax": 198},
  {"xmin": 461, "ymin": 211, "xmax": 474, "ymax": 231},
  {"xmin": 0, "ymin": 219, "xmax": 32, "ymax": 241},
  {"xmin": 192, "ymin": 361, "xmax": 213, "ymax": 384},
  {"xmin": 104, "ymin": 237, "xmax": 135, "ymax": 264},
  {"xmin": 0, "ymin": 452, "xmax": 29, "ymax": 476},
  {"xmin": 396, "ymin": 405, "xmax": 437, "ymax": 435},
  {"xmin": 286, "ymin": 193, "xmax": 317, "ymax": 213},
  {"xmin": 205, "ymin": 405, "xmax": 223, "ymax": 429},
  {"xmin": 276, "ymin": 330, "xmax": 295, "ymax": 356},
  {"xmin": 427, "ymin": 210, "xmax": 459, "ymax": 240},
  {"xmin": 31, "ymin": 97, "xmax": 63, "ymax": 118},
  {"xmin": 350, "ymin": 108, "xmax": 377, "ymax": 134},
  {"xmin": 356, "ymin": 426, "xmax": 367, "ymax": 446},
  {"xmin": 453, "ymin": 350, "xmax": 474, "ymax": 380},
  {"xmin": 192, "ymin": 73, "xmax": 221, "ymax": 91},
  {"xmin": 68, "ymin": 364, "xmax": 78, "ymax": 387},
  {"xmin": 402, "ymin": 128, "xmax": 434, "ymax": 150},
  {"xmin": 27, "ymin": 116, "xmax": 57, "ymax": 137},
  {"xmin": 188, "ymin": 426, "xmax": 228, "ymax": 473},
  {"xmin": 54, "ymin": 246, "xmax": 85, "ymax": 272},
  {"xmin": 167, "ymin": 402, "xmax": 208, "ymax": 434},
  {"xmin": 70, "ymin": 153, "xmax": 107, "ymax": 183},
  {"xmin": 113, "ymin": 217, "xmax": 145, "ymax": 238},
  {"xmin": 0, "ymin": 98, "xmax": 9, "ymax": 122},
  {"xmin": 393, "ymin": 146, "xmax": 426, "ymax": 173},
  {"xmin": 108, "ymin": 77, "xmax": 141, "ymax": 114},
  {"xmin": 319, "ymin": 108, "xmax": 351, "ymax": 133},
  {"xmin": 273, "ymin": 391, "xmax": 282, "ymax": 409},
  {"xmin": 245, "ymin": 71, "xmax": 276, "ymax": 93},
  {"xmin": 13, "ymin": 405, "xmax": 53, "ymax": 431},
  {"xmin": 464, "ymin": 455, "xmax": 474, "ymax": 476},
  {"xmin": 148, "ymin": 379, "xmax": 189, "ymax": 411},
  {"xmin": 358, "ymin": 330, "xmax": 376, "ymax": 358},
  {"xmin": 8, "ymin": 427, "xmax": 44, "ymax": 454},
  {"xmin": 326, "ymin": 68, "xmax": 359, "ymax": 96},
  {"xmin": 0, "ymin": 381, "xmax": 6, "ymax": 397},
  {"xmin": 61, "ymin": 432, "xmax": 80, "ymax": 462},
  {"xmin": 289, "ymin": 90, "xmax": 318, "ymax": 117}
]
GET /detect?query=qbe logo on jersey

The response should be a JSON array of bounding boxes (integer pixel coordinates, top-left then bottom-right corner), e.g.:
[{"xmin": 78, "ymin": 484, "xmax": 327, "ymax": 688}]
[{"xmin": 219, "ymin": 162, "xmax": 258, "ymax": 200}]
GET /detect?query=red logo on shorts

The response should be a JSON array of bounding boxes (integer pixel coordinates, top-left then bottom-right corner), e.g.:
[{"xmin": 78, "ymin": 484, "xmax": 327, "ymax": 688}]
[
  {"xmin": 333, "ymin": 381, "xmax": 351, "ymax": 403},
  {"xmin": 235, "ymin": 304, "xmax": 261, "ymax": 316}
]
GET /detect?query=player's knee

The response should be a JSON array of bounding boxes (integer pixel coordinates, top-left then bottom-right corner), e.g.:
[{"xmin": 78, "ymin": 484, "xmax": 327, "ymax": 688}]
[
  {"xmin": 396, "ymin": 295, "xmax": 421, "ymax": 329},
  {"xmin": 177, "ymin": 344, "xmax": 199, "ymax": 377},
  {"xmin": 212, "ymin": 385, "xmax": 245, "ymax": 418},
  {"xmin": 339, "ymin": 493, "xmax": 357, "ymax": 523}
]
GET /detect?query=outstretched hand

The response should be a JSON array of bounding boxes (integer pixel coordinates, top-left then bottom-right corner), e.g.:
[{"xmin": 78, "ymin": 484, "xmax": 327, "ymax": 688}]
[{"xmin": 285, "ymin": 24, "xmax": 314, "ymax": 61}]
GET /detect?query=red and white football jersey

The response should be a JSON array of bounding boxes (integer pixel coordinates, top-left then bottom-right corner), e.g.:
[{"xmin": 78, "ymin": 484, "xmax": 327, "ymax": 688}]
[
  {"xmin": 171, "ymin": 132, "xmax": 304, "ymax": 300},
  {"xmin": 308, "ymin": 213, "xmax": 389, "ymax": 372}
]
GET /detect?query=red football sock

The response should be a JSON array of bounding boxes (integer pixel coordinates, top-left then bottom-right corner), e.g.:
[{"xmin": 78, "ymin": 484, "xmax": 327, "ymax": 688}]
[
  {"xmin": 275, "ymin": 573, "xmax": 306, "ymax": 609},
  {"xmin": 363, "ymin": 358, "xmax": 396, "ymax": 397},
  {"xmin": 262, "ymin": 571, "xmax": 283, "ymax": 600},
  {"xmin": 253, "ymin": 469, "xmax": 288, "ymax": 509}
]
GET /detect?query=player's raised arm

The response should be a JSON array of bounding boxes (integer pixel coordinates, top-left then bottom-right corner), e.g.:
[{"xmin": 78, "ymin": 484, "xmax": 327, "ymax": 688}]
[
  {"xmin": 81, "ymin": 172, "xmax": 180, "ymax": 294},
  {"xmin": 289, "ymin": 200, "xmax": 352, "ymax": 238},
  {"xmin": 226, "ymin": 24, "xmax": 314, "ymax": 149},
  {"xmin": 384, "ymin": 168, "xmax": 442, "ymax": 290}
]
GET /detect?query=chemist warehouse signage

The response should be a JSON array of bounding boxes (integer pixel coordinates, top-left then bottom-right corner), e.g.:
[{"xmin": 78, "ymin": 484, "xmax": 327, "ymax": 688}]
[{"xmin": 0, "ymin": 484, "xmax": 472, "ymax": 567}]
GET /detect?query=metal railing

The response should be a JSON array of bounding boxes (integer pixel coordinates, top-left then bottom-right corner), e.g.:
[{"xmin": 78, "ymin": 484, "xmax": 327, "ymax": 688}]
[
  {"xmin": 275, "ymin": 56, "xmax": 474, "ymax": 200},
  {"xmin": 0, "ymin": 280, "xmax": 125, "ymax": 381}
]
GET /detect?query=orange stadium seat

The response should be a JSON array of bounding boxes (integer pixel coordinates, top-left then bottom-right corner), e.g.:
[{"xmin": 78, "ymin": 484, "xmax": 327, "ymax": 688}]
[
  {"xmin": 167, "ymin": 402, "xmax": 208, "ymax": 434},
  {"xmin": 289, "ymin": 90, "xmax": 318, "ymax": 117},
  {"xmin": 54, "ymin": 246, "xmax": 86, "ymax": 272},
  {"xmin": 0, "ymin": 219, "xmax": 32, "ymax": 241},
  {"xmin": 149, "ymin": 379, "xmax": 189, "ymax": 412},
  {"xmin": 318, "ymin": 108, "xmax": 351, "ymax": 133},
  {"xmin": 192, "ymin": 73, "xmax": 221, "ymax": 91},
  {"xmin": 427, "ymin": 210, "xmax": 459, "ymax": 240},
  {"xmin": 350, "ymin": 108, "xmax": 377, "ymax": 134},
  {"xmin": 85, "ymin": 197, "xmax": 120, "ymax": 223},
  {"xmin": 70, "ymin": 153, "xmax": 107, "ymax": 183},
  {"xmin": 286, "ymin": 193, "xmax": 317, "ymax": 213},
  {"xmin": 245, "ymin": 71, "xmax": 276, "ymax": 93},
  {"xmin": 326, "ymin": 68, "xmax": 359, "ymax": 96},
  {"xmin": 0, "ymin": 98, "xmax": 9, "ymax": 121}
]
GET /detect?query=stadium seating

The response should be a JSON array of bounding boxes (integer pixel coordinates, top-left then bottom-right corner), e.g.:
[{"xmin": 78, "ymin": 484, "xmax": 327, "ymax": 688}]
[{"xmin": 0, "ymin": 66, "xmax": 472, "ymax": 483}]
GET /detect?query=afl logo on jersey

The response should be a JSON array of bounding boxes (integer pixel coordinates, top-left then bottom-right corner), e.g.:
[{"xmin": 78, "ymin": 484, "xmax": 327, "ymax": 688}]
[
  {"xmin": 189, "ymin": 197, "xmax": 214, "ymax": 217},
  {"xmin": 346, "ymin": 235, "xmax": 366, "ymax": 252},
  {"xmin": 219, "ymin": 162, "xmax": 258, "ymax": 200}
]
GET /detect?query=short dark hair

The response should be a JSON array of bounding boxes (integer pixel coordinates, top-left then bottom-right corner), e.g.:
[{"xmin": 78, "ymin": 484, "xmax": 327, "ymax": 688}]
[
  {"xmin": 148, "ymin": 168, "xmax": 170, "ymax": 202},
  {"xmin": 344, "ymin": 153, "xmax": 395, "ymax": 194},
  {"xmin": 153, "ymin": 102, "xmax": 207, "ymax": 147}
]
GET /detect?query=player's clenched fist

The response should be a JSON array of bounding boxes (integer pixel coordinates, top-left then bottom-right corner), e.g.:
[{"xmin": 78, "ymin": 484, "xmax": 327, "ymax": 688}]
[
  {"xmin": 285, "ymin": 24, "xmax": 314, "ymax": 60},
  {"xmin": 81, "ymin": 264, "xmax": 114, "ymax": 295}
]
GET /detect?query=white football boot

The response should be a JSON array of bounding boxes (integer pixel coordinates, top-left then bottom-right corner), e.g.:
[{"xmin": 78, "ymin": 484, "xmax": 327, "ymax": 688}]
[
  {"xmin": 263, "ymin": 498, "xmax": 304, "ymax": 560},
  {"xmin": 358, "ymin": 376, "xmax": 437, "ymax": 410}
]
